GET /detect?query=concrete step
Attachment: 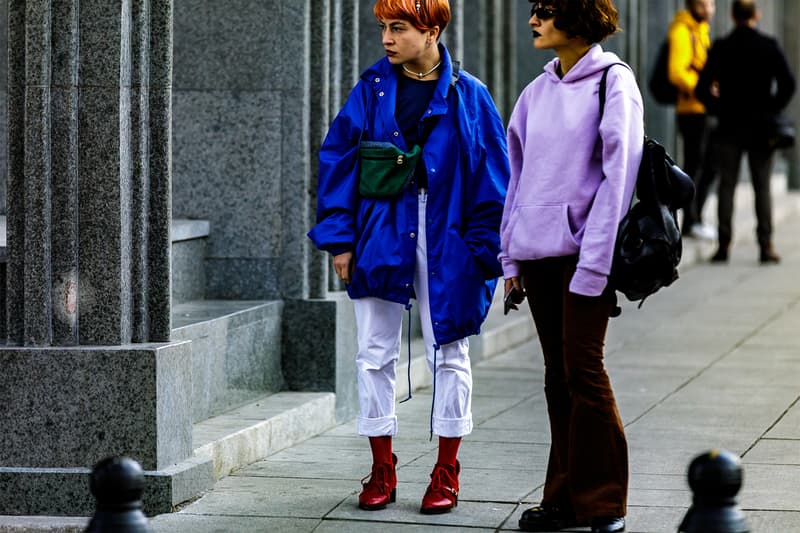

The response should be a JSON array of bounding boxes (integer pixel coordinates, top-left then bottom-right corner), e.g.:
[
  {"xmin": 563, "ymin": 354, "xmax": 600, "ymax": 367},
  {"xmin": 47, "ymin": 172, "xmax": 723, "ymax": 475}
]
[
  {"xmin": 171, "ymin": 218, "xmax": 210, "ymax": 304},
  {"xmin": 172, "ymin": 299, "xmax": 285, "ymax": 423},
  {"xmin": 192, "ymin": 391, "xmax": 337, "ymax": 480}
]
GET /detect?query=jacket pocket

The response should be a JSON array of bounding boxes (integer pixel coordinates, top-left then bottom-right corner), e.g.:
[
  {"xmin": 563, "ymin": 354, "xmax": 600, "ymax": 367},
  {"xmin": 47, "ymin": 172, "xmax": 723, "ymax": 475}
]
[{"xmin": 506, "ymin": 203, "xmax": 580, "ymax": 260}]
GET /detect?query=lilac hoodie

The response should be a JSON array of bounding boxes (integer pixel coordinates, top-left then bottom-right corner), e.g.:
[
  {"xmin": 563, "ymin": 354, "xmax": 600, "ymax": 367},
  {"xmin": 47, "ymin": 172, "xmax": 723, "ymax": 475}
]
[{"xmin": 499, "ymin": 45, "xmax": 644, "ymax": 296}]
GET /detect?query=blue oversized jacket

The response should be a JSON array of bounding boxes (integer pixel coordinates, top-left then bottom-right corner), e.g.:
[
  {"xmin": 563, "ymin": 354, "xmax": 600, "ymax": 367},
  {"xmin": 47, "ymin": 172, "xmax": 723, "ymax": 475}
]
[{"xmin": 308, "ymin": 46, "xmax": 510, "ymax": 345}]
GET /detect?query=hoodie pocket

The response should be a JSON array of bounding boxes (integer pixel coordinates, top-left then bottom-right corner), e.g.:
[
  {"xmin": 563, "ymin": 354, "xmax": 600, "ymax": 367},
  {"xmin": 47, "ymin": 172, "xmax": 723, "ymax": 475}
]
[{"xmin": 506, "ymin": 203, "xmax": 580, "ymax": 259}]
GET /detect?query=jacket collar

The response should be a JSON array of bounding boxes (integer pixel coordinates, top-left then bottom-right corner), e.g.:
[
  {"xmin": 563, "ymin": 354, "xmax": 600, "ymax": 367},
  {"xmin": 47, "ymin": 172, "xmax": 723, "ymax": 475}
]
[{"xmin": 362, "ymin": 44, "xmax": 455, "ymax": 117}]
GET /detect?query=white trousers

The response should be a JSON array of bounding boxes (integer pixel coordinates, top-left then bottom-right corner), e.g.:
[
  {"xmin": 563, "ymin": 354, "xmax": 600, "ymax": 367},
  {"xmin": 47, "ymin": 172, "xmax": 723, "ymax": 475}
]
[{"xmin": 354, "ymin": 192, "xmax": 473, "ymax": 438}]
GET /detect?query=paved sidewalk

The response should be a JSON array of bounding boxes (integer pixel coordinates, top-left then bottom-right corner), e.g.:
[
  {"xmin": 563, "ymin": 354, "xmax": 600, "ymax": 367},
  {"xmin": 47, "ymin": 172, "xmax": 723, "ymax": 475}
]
[
  {"xmin": 148, "ymin": 184, "xmax": 800, "ymax": 532},
  {"xmin": 3, "ymin": 177, "xmax": 800, "ymax": 532}
]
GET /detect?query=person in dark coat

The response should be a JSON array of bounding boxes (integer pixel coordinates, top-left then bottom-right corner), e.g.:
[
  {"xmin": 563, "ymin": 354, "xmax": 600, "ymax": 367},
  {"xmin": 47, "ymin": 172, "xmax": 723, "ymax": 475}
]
[{"xmin": 695, "ymin": 0, "xmax": 795, "ymax": 263}]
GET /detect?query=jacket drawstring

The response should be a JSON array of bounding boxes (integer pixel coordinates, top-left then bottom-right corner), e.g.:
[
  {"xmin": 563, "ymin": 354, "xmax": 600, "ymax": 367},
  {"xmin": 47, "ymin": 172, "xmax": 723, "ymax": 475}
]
[
  {"xmin": 429, "ymin": 343, "xmax": 440, "ymax": 441},
  {"xmin": 399, "ymin": 303, "xmax": 414, "ymax": 403}
]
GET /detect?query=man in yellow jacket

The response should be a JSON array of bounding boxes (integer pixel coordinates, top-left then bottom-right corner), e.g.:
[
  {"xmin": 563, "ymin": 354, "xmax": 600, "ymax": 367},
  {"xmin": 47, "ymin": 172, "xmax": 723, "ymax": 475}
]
[{"xmin": 668, "ymin": 0, "xmax": 717, "ymax": 240}]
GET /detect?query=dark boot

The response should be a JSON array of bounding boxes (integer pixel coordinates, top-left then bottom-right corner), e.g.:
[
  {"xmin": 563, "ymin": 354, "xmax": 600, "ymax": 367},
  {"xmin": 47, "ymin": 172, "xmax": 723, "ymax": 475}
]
[
  {"xmin": 759, "ymin": 243, "xmax": 780, "ymax": 264},
  {"xmin": 518, "ymin": 505, "xmax": 581, "ymax": 531},
  {"xmin": 710, "ymin": 242, "xmax": 730, "ymax": 263},
  {"xmin": 420, "ymin": 461, "xmax": 459, "ymax": 514},
  {"xmin": 358, "ymin": 453, "xmax": 397, "ymax": 510}
]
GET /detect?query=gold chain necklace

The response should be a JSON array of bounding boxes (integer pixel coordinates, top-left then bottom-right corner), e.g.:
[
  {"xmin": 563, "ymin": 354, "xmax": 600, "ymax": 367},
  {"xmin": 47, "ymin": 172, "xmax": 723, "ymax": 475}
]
[{"xmin": 402, "ymin": 60, "xmax": 441, "ymax": 79}]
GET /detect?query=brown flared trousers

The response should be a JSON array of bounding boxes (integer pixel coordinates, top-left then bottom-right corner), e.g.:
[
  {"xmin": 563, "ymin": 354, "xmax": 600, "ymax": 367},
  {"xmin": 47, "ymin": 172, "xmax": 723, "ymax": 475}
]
[{"xmin": 521, "ymin": 256, "xmax": 628, "ymax": 522}]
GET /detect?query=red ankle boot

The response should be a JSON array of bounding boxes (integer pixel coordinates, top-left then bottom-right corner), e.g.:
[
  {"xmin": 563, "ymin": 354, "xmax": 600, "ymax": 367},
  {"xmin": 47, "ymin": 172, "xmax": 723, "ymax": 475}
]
[
  {"xmin": 420, "ymin": 461, "xmax": 460, "ymax": 514},
  {"xmin": 358, "ymin": 453, "xmax": 397, "ymax": 510}
]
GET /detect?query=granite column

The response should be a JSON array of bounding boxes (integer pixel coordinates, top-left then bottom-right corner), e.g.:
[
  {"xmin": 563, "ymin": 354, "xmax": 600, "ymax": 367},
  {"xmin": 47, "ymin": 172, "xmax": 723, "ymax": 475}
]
[{"xmin": 0, "ymin": 0, "xmax": 211, "ymax": 516}]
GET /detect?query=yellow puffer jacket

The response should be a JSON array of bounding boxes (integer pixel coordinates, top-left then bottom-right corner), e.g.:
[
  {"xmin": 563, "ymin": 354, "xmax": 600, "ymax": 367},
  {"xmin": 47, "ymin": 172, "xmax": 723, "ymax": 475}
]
[{"xmin": 667, "ymin": 10, "xmax": 710, "ymax": 115}]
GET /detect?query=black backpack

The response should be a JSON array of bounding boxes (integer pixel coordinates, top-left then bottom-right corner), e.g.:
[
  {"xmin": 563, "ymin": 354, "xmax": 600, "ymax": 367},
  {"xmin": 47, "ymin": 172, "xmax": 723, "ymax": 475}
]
[
  {"xmin": 648, "ymin": 39, "xmax": 678, "ymax": 105},
  {"xmin": 598, "ymin": 65, "xmax": 695, "ymax": 307}
]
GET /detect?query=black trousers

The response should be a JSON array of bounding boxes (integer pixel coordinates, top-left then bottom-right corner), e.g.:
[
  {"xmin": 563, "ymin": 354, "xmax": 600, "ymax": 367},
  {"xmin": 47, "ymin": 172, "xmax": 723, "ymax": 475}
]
[
  {"xmin": 678, "ymin": 113, "xmax": 717, "ymax": 229},
  {"xmin": 714, "ymin": 138, "xmax": 775, "ymax": 248}
]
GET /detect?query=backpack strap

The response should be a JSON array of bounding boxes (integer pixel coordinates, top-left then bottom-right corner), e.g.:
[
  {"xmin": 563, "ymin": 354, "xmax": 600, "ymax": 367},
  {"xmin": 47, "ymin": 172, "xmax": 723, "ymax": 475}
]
[{"xmin": 598, "ymin": 62, "xmax": 631, "ymax": 120}]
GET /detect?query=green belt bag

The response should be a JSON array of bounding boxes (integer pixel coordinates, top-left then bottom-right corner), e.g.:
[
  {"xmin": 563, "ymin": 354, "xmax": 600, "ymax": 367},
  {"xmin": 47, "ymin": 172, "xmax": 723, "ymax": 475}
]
[{"xmin": 358, "ymin": 141, "xmax": 421, "ymax": 198}]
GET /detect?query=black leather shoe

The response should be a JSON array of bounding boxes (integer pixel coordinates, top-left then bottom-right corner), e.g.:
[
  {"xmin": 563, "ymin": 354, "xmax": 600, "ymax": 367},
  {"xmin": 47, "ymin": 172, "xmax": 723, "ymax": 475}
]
[
  {"xmin": 760, "ymin": 244, "xmax": 780, "ymax": 264},
  {"xmin": 710, "ymin": 247, "xmax": 729, "ymax": 263},
  {"xmin": 591, "ymin": 516, "xmax": 625, "ymax": 533},
  {"xmin": 518, "ymin": 505, "xmax": 578, "ymax": 531}
]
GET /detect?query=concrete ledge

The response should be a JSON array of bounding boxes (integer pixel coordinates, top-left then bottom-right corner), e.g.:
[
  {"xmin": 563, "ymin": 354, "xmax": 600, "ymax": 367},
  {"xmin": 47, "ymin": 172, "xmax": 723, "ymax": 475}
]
[
  {"xmin": 192, "ymin": 391, "xmax": 337, "ymax": 480},
  {"xmin": 0, "ymin": 343, "xmax": 193, "ymax": 471},
  {"xmin": 172, "ymin": 300, "xmax": 285, "ymax": 422},
  {"xmin": 171, "ymin": 218, "xmax": 210, "ymax": 243},
  {"xmin": 0, "ymin": 455, "xmax": 213, "ymax": 517},
  {"xmin": 0, "ymin": 515, "xmax": 85, "ymax": 532}
]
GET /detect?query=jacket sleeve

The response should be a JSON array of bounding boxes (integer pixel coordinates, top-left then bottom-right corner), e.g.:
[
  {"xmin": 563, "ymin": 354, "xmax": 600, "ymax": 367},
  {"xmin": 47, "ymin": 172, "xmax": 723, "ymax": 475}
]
[
  {"xmin": 307, "ymin": 83, "xmax": 367, "ymax": 256},
  {"xmin": 570, "ymin": 68, "xmax": 644, "ymax": 296},
  {"xmin": 695, "ymin": 42, "xmax": 719, "ymax": 113},
  {"xmin": 769, "ymin": 38, "xmax": 796, "ymax": 113},
  {"xmin": 668, "ymin": 23, "xmax": 700, "ymax": 95},
  {"xmin": 462, "ymin": 84, "xmax": 510, "ymax": 280}
]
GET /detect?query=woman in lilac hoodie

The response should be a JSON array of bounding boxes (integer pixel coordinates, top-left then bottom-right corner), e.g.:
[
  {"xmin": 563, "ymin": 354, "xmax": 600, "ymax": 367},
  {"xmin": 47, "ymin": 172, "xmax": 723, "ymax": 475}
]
[{"xmin": 500, "ymin": 2, "xmax": 643, "ymax": 533}]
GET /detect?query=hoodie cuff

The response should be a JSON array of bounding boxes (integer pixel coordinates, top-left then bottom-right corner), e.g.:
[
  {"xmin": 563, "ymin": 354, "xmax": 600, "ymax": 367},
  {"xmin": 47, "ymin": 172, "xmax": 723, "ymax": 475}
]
[
  {"xmin": 501, "ymin": 257, "xmax": 521, "ymax": 279},
  {"xmin": 569, "ymin": 266, "xmax": 608, "ymax": 297}
]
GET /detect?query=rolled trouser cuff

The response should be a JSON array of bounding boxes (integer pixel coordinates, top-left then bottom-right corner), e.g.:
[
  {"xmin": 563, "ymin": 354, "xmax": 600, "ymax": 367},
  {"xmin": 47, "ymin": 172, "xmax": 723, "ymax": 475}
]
[
  {"xmin": 432, "ymin": 415, "xmax": 473, "ymax": 438},
  {"xmin": 358, "ymin": 415, "xmax": 398, "ymax": 437}
]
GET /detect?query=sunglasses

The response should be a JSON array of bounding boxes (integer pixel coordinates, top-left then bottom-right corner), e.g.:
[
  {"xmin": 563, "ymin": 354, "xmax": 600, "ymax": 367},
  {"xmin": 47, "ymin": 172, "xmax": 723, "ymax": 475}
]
[{"xmin": 530, "ymin": 4, "xmax": 558, "ymax": 20}]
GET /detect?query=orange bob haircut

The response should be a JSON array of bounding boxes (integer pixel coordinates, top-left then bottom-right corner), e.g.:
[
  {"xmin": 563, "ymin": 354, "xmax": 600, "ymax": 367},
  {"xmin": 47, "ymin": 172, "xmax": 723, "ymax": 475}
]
[{"xmin": 373, "ymin": 0, "xmax": 451, "ymax": 35}]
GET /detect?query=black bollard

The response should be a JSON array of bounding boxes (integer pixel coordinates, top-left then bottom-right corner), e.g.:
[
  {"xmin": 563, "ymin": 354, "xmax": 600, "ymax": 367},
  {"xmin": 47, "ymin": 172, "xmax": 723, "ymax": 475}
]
[
  {"xmin": 85, "ymin": 456, "xmax": 153, "ymax": 533},
  {"xmin": 678, "ymin": 449, "xmax": 749, "ymax": 533}
]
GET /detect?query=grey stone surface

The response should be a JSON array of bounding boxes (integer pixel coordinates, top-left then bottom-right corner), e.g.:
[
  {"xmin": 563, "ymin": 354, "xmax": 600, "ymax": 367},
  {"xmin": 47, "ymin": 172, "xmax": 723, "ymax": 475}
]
[
  {"xmin": 0, "ymin": 342, "xmax": 192, "ymax": 471},
  {"xmin": 78, "ymin": 0, "xmax": 131, "ymax": 86},
  {"xmin": 180, "ymin": 476, "xmax": 354, "ymax": 519},
  {"xmin": 282, "ymin": 293, "xmax": 359, "ymax": 421},
  {"xmin": 0, "ymin": 91, "xmax": 7, "ymax": 217},
  {"xmin": 91, "ymin": 184, "xmax": 799, "ymax": 532},
  {"xmin": 151, "ymin": 515, "xmax": 321, "ymax": 533},
  {"xmin": 4, "ymin": 0, "xmax": 173, "ymax": 347},
  {"xmin": 147, "ymin": 86, "xmax": 173, "ymax": 342},
  {"xmin": 172, "ymin": 219, "xmax": 210, "ymax": 242},
  {"xmin": 173, "ymin": 0, "xmax": 281, "ymax": 90},
  {"xmin": 193, "ymin": 392, "xmax": 336, "ymax": 480},
  {"xmin": 204, "ymin": 257, "xmax": 281, "ymax": 299},
  {"xmin": 172, "ymin": 90, "xmax": 282, "ymax": 257},
  {"xmin": 0, "ymin": 455, "xmax": 213, "ymax": 517},
  {"xmin": 172, "ymin": 300, "xmax": 284, "ymax": 421},
  {"xmin": 280, "ymin": 78, "xmax": 314, "ymax": 299},
  {"xmin": 77, "ymin": 87, "xmax": 131, "ymax": 344},
  {"xmin": 171, "ymin": 238, "xmax": 206, "ymax": 303},
  {"xmin": 49, "ymin": 87, "xmax": 80, "ymax": 345}
]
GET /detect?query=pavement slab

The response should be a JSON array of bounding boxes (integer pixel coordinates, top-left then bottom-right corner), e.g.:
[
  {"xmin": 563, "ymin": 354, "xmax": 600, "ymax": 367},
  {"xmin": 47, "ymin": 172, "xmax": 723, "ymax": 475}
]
[{"xmin": 5, "ymin": 183, "xmax": 800, "ymax": 532}]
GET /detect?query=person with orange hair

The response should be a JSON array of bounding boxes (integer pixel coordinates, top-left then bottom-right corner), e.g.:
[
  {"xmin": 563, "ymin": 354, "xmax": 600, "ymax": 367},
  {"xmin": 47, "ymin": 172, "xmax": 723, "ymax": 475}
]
[{"xmin": 308, "ymin": 0, "xmax": 509, "ymax": 515}]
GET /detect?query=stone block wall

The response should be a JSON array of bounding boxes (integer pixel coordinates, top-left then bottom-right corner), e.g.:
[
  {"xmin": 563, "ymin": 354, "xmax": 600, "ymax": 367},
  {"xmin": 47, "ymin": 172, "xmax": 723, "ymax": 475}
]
[
  {"xmin": 172, "ymin": 0, "xmax": 285, "ymax": 300},
  {"xmin": 0, "ymin": 2, "xmax": 7, "ymax": 216}
]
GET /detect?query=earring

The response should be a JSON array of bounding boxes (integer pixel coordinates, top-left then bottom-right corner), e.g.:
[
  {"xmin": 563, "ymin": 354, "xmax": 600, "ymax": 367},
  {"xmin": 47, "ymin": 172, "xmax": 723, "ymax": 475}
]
[{"xmin": 416, "ymin": 1, "xmax": 421, "ymax": 13}]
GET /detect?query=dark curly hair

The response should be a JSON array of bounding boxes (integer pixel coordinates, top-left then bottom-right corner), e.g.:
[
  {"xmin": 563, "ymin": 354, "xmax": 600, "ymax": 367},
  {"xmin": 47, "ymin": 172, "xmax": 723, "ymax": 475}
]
[{"xmin": 532, "ymin": 0, "xmax": 620, "ymax": 44}]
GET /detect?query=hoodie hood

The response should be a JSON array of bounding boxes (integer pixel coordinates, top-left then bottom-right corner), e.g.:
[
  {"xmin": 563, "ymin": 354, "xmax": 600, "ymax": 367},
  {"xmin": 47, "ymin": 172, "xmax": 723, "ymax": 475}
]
[
  {"xmin": 672, "ymin": 9, "xmax": 704, "ymax": 32},
  {"xmin": 542, "ymin": 44, "xmax": 626, "ymax": 84}
]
